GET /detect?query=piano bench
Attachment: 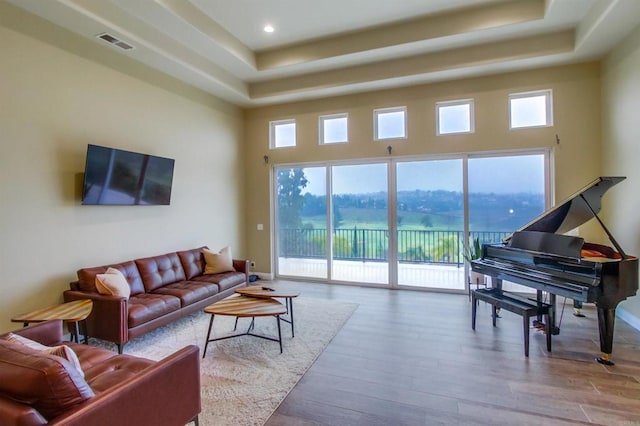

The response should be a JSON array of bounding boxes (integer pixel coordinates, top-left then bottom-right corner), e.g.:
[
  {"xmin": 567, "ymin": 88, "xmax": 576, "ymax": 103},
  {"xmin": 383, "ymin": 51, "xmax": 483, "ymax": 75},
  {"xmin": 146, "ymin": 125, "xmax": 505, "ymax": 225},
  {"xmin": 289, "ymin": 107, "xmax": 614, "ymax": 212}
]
[{"xmin": 471, "ymin": 288, "xmax": 552, "ymax": 357}]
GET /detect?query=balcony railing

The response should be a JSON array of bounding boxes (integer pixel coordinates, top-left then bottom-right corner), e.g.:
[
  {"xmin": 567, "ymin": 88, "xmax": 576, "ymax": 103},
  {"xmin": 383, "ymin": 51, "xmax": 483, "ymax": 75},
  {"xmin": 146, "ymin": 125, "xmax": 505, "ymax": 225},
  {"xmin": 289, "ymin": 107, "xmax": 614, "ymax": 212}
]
[{"xmin": 278, "ymin": 228, "xmax": 509, "ymax": 266}]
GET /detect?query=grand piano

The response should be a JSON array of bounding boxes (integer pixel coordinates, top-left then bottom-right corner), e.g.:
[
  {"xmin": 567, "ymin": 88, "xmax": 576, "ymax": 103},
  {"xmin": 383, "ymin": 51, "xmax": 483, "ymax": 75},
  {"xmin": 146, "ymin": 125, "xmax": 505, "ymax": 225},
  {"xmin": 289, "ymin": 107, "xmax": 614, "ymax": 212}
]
[{"xmin": 471, "ymin": 176, "xmax": 638, "ymax": 365}]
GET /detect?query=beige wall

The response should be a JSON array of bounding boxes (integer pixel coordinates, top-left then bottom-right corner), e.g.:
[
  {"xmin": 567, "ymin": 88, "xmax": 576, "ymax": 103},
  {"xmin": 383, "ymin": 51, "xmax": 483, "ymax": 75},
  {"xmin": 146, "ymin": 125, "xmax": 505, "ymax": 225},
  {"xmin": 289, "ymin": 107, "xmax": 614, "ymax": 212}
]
[
  {"xmin": 244, "ymin": 63, "xmax": 603, "ymax": 274},
  {"xmin": 0, "ymin": 20, "xmax": 245, "ymax": 332},
  {"xmin": 4, "ymin": 0, "xmax": 632, "ymax": 333},
  {"xmin": 602, "ymin": 24, "xmax": 640, "ymax": 322}
]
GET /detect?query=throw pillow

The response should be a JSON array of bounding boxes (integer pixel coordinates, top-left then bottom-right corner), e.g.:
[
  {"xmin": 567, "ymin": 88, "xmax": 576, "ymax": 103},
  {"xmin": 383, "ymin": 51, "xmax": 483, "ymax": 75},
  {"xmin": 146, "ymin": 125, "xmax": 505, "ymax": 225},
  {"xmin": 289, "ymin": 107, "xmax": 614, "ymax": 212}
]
[
  {"xmin": 5, "ymin": 333, "xmax": 84, "ymax": 378},
  {"xmin": 203, "ymin": 246, "xmax": 235, "ymax": 274},
  {"xmin": 95, "ymin": 267, "xmax": 131, "ymax": 299}
]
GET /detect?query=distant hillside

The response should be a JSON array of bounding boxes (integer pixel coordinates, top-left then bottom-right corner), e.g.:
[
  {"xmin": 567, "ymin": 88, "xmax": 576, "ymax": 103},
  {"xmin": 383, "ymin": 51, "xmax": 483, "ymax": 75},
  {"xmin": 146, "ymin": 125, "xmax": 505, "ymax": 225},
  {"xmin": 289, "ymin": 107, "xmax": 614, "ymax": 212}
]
[{"xmin": 300, "ymin": 190, "xmax": 544, "ymax": 231}]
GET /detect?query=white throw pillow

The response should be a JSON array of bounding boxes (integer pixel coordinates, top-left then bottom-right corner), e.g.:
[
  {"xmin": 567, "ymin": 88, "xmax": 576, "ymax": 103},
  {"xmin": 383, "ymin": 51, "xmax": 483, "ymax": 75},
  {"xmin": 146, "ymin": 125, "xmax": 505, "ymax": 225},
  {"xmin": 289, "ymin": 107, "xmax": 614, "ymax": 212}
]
[
  {"xmin": 203, "ymin": 246, "xmax": 235, "ymax": 274},
  {"xmin": 5, "ymin": 333, "xmax": 85, "ymax": 378},
  {"xmin": 95, "ymin": 267, "xmax": 131, "ymax": 299}
]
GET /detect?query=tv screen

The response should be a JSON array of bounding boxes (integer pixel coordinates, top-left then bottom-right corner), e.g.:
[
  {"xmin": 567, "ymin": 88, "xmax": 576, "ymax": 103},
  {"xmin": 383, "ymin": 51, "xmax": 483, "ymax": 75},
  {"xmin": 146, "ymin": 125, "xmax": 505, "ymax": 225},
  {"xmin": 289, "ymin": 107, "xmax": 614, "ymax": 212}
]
[{"xmin": 82, "ymin": 144, "xmax": 175, "ymax": 205}]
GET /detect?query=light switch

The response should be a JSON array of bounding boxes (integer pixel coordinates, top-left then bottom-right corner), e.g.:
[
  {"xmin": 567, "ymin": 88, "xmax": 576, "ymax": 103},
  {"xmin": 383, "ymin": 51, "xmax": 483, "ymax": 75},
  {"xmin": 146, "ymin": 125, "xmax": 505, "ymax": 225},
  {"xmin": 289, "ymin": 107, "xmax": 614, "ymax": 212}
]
[{"xmin": 257, "ymin": 224, "xmax": 264, "ymax": 231}]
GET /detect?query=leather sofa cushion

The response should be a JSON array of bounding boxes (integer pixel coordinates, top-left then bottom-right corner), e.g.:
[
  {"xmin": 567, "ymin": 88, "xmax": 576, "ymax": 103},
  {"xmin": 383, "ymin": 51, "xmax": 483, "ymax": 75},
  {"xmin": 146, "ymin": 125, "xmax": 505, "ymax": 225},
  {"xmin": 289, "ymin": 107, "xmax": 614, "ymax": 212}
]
[
  {"xmin": 83, "ymin": 355, "xmax": 154, "ymax": 394},
  {"xmin": 153, "ymin": 281, "xmax": 219, "ymax": 307},
  {"xmin": 0, "ymin": 340, "xmax": 94, "ymax": 421},
  {"xmin": 191, "ymin": 271, "xmax": 246, "ymax": 292},
  {"xmin": 67, "ymin": 343, "xmax": 119, "ymax": 371},
  {"xmin": 135, "ymin": 252, "xmax": 186, "ymax": 293},
  {"xmin": 77, "ymin": 261, "xmax": 145, "ymax": 296},
  {"xmin": 127, "ymin": 294, "xmax": 181, "ymax": 328},
  {"xmin": 177, "ymin": 247, "xmax": 207, "ymax": 280}
]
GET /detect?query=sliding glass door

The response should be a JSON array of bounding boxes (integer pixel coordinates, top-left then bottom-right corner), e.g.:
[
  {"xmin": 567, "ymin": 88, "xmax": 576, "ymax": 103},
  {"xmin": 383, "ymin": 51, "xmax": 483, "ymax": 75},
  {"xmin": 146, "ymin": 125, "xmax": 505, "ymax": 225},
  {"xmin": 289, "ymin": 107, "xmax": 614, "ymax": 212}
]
[
  {"xmin": 276, "ymin": 166, "xmax": 327, "ymax": 279},
  {"xmin": 331, "ymin": 163, "xmax": 389, "ymax": 284},
  {"xmin": 274, "ymin": 150, "xmax": 548, "ymax": 291},
  {"xmin": 468, "ymin": 154, "xmax": 547, "ymax": 291},
  {"xmin": 396, "ymin": 159, "xmax": 464, "ymax": 289}
]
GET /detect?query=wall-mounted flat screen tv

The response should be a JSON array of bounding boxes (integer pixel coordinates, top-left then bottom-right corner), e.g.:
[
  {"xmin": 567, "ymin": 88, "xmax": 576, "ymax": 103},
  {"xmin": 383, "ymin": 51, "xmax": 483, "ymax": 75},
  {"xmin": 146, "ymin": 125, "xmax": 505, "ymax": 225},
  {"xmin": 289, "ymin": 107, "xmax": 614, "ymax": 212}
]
[{"xmin": 82, "ymin": 144, "xmax": 175, "ymax": 205}]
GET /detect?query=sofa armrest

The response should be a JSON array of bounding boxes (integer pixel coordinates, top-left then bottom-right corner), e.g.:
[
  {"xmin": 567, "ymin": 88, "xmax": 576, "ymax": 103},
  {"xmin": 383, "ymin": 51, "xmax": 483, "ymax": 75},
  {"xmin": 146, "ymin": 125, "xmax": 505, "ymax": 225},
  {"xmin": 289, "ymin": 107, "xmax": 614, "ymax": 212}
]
[
  {"xmin": 63, "ymin": 290, "xmax": 128, "ymax": 345},
  {"xmin": 233, "ymin": 259, "xmax": 250, "ymax": 280},
  {"xmin": 12, "ymin": 320, "xmax": 64, "ymax": 346},
  {"xmin": 49, "ymin": 345, "xmax": 201, "ymax": 426},
  {"xmin": 0, "ymin": 397, "xmax": 47, "ymax": 426}
]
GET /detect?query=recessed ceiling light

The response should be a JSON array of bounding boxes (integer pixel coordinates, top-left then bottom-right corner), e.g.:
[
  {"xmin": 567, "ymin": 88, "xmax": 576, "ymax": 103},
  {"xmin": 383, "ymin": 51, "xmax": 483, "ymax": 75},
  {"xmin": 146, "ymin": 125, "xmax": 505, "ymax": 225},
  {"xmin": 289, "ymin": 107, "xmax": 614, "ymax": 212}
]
[{"xmin": 263, "ymin": 24, "xmax": 275, "ymax": 33}]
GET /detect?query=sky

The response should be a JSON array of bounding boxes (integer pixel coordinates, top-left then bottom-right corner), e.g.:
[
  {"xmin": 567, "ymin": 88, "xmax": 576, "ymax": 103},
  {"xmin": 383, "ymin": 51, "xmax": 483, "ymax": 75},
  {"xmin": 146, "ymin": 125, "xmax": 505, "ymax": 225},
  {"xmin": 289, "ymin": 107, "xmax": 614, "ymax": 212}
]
[{"xmin": 298, "ymin": 155, "xmax": 545, "ymax": 195}]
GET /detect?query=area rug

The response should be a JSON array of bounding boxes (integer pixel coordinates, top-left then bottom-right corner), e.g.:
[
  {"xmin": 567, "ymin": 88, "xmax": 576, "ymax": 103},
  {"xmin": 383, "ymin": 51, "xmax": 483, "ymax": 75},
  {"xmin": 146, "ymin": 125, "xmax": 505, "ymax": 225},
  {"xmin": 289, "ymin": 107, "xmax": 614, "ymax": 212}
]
[{"xmin": 89, "ymin": 297, "xmax": 357, "ymax": 426}]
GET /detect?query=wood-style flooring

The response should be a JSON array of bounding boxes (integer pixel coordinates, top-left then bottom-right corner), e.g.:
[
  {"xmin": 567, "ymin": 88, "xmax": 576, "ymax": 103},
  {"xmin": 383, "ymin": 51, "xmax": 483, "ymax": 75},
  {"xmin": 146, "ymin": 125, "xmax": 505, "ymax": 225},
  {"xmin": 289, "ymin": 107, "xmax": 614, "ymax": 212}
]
[{"xmin": 265, "ymin": 281, "xmax": 640, "ymax": 426}]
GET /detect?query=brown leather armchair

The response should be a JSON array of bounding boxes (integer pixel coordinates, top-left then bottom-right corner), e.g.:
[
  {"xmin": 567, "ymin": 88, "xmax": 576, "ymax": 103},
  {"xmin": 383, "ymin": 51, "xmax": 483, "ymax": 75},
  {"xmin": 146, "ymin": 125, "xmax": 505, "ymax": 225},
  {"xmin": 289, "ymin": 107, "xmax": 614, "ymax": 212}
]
[{"xmin": 0, "ymin": 320, "xmax": 200, "ymax": 425}]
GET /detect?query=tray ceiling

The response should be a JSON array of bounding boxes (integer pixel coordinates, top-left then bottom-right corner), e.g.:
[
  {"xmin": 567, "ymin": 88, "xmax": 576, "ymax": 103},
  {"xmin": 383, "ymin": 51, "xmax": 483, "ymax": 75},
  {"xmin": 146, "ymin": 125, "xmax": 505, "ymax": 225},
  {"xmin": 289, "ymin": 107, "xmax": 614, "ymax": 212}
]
[{"xmin": 8, "ymin": 0, "xmax": 640, "ymax": 106}]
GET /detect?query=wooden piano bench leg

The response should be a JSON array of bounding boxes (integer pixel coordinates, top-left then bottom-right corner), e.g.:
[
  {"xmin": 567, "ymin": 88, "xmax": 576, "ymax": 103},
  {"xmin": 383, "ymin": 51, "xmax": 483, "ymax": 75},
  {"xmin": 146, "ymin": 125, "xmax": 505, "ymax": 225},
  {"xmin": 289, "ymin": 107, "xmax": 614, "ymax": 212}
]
[
  {"xmin": 471, "ymin": 292, "xmax": 478, "ymax": 330},
  {"xmin": 545, "ymin": 312, "xmax": 552, "ymax": 352},
  {"xmin": 523, "ymin": 314, "xmax": 530, "ymax": 357},
  {"xmin": 492, "ymin": 305, "xmax": 498, "ymax": 327}
]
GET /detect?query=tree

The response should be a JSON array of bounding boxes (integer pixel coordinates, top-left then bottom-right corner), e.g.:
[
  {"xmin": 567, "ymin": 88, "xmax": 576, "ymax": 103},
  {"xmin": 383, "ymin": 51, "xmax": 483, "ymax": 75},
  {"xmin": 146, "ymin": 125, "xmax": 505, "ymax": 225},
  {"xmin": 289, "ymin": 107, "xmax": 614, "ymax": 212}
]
[
  {"xmin": 420, "ymin": 214, "xmax": 433, "ymax": 228},
  {"xmin": 333, "ymin": 203, "xmax": 344, "ymax": 229},
  {"xmin": 433, "ymin": 236, "xmax": 458, "ymax": 263},
  {"xmin": 277, "ymin": 168, "xmax": 308, "ymax": 228}
]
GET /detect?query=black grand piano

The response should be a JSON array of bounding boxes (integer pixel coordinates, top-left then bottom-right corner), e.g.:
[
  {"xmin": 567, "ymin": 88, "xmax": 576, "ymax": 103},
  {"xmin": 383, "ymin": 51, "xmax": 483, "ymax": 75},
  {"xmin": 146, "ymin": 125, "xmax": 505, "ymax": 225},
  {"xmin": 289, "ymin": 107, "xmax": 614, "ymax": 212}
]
[{"xmin": 471, "ymin": 176, "xmax": 638, "ymax": 365}]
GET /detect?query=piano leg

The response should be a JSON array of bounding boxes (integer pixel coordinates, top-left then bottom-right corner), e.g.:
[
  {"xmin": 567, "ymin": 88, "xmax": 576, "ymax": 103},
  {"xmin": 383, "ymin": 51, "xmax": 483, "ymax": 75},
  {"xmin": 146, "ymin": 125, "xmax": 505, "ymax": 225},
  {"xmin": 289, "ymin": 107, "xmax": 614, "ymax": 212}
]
[
  {"xmin": 488, "ymin": 280, "xmax": 502, "ymax": 326},
  {"xmin": 596, "ymin": 307, "xmax": 616, "ymax": 366},
  {"xmin": 548, "ymin": 293, "xmax": 560, "ymax": 335},
  {"xmin": 545, "ymin": 311, "xmax": 552, "ymax": 352},
  {"xmin": 535, "ymin": 290, "xmax": 544, "ymax": 324}
]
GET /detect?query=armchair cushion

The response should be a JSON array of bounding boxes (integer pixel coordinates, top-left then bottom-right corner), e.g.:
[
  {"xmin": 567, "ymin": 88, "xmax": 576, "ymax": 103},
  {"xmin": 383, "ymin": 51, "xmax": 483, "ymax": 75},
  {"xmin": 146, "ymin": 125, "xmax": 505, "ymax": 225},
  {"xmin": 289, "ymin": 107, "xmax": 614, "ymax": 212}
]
[
  {"xmin": 0, "ymin": 340, "xmax": 94, "ymax": 421},
  {"xmin": 4, "ymin": 333, "xmax": 84, "ymax": 377},
  {"xmin": 83, "ymin": 355, "xmax": 154, "ymax": 393}
]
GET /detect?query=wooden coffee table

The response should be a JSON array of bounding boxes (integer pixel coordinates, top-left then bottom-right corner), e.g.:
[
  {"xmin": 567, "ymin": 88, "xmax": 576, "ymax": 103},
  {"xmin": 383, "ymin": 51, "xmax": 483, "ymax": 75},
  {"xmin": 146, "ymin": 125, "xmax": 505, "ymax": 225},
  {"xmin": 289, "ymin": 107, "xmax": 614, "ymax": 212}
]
[
  {"xmin": 236, "ymin": 285, "xmax": 300, "ymax": 337},
  {"xmin": 203, "ymin": 295, "xmax": 286, "ymax": 357},
  {"xmin": 11, "ymin": 299, "xmax": 93, "ymax": 344}
]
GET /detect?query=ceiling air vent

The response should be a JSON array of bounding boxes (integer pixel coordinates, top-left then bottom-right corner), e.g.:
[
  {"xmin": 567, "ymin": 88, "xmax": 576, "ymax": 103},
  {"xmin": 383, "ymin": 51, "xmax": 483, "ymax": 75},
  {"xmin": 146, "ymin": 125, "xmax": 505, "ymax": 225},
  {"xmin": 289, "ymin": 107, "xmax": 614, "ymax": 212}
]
[{"xmin": 96, "ymin": 33, "xmax": 134, "ymax": 51}]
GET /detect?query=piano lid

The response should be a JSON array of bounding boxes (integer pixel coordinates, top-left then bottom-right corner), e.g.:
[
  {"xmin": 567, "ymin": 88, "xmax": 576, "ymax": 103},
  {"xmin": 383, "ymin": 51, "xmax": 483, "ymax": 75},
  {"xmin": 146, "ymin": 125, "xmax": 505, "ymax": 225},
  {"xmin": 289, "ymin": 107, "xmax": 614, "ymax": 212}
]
[{"xmin": 504, "ymin": 176, "xmax": 626, "ymax": 242}]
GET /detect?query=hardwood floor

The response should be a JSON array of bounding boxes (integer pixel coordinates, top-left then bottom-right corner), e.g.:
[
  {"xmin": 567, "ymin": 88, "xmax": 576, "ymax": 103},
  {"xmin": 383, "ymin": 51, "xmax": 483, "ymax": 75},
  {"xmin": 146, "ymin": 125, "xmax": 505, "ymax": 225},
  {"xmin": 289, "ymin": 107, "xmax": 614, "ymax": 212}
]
[{"xmin": 264, "ymin": 280, "xmax": 640, "ymax": 426}]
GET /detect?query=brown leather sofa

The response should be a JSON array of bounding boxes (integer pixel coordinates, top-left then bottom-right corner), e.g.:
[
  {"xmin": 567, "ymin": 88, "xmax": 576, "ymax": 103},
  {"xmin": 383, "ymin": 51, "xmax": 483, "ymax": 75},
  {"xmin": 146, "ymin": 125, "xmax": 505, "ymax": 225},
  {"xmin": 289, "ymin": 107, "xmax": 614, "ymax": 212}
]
[
  {"xmin": 64, "ymin": 247, "xmax": 249, "ymax": 353},
  {"xmin": 0, "ymin": 320, "xmax": 200, "ymax": 425}
]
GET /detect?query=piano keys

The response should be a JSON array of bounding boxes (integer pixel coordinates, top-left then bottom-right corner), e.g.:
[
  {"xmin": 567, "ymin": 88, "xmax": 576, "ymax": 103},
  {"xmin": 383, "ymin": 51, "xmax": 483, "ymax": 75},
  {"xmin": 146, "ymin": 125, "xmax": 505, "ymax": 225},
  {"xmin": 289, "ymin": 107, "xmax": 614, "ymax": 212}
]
[{"xmin": 471, "ymin": 176, "xmax": 638, "ymax": 365}]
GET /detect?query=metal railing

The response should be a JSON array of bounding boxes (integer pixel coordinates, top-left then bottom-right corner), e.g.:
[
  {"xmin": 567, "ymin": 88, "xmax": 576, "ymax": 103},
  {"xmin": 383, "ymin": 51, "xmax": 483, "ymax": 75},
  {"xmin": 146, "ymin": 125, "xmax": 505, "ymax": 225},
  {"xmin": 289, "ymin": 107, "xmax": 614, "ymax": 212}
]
[{"xmin": 278, "ymin": 228, "xmax": 509, "ymax": 266}]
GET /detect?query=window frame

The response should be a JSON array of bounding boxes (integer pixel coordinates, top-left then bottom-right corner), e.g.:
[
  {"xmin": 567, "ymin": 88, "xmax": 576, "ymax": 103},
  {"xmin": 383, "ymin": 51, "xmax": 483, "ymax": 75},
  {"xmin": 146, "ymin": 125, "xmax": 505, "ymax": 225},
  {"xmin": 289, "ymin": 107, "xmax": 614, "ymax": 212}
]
[
  {"xmin": 436, "ymin": 99, "xmax": 475, "ymax": 135},
  {"xmin": 319, "ymin": 113, "xmax": 349, "ymax": 145},
  {"xmin": 269, "ymin": 119, "xmax": 297, "ymax": 149},
  {"xmin": 373, "ymin": 106, "xmax": 407, "ymax": 141},
  {"xmin": 508, "ymin": 89, "xmax": 553, "ymax": 129}
]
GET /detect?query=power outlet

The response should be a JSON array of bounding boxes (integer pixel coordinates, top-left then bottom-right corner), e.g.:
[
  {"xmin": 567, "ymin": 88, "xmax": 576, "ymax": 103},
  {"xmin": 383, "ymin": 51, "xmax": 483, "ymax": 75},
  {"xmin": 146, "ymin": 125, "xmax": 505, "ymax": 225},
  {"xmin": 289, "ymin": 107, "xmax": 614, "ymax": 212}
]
[{"xmin": 250, "ymin": 261, "xmax": 256, "ymax": 268}]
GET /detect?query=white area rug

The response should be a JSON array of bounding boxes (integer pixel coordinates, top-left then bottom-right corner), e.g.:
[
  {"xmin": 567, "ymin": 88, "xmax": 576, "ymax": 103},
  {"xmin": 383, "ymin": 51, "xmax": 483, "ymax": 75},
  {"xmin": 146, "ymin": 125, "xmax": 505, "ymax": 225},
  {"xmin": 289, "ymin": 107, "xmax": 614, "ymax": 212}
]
[{"xmin": 90, "ymin": 297, "xmax": 357, "ymax": 426}]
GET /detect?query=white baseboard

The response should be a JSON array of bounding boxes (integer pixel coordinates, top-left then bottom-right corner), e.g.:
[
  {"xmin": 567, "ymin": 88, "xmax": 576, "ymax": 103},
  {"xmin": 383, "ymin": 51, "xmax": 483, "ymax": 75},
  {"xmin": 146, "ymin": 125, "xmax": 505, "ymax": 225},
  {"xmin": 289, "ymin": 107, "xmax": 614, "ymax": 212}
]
[
  {"xmin": 253, "ymin": 272, "xmax": 274, "ymax": 281},
  {"xmin": 617, "ymin": 306, "xmax": 640, "ymax": 332}
]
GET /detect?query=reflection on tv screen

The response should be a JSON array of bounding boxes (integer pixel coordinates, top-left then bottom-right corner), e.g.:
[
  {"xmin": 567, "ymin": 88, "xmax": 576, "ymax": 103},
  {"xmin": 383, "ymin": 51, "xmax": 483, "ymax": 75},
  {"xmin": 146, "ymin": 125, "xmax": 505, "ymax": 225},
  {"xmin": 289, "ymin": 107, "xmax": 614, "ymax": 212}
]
[{"xmin": 82, "ymin": 144, "xmax": 175, "ymax": 205}]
